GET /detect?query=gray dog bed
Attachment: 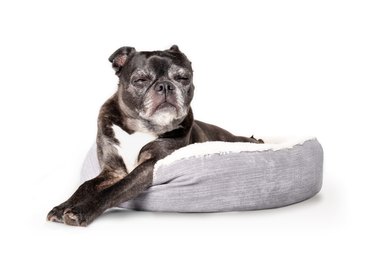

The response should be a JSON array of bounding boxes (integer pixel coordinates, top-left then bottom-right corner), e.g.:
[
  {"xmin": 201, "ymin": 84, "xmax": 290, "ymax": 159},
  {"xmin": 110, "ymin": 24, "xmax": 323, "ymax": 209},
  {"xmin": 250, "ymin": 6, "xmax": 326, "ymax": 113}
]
[{"xmin": 81, "ymin": 137, "xmax": 323, "ymax": 212}]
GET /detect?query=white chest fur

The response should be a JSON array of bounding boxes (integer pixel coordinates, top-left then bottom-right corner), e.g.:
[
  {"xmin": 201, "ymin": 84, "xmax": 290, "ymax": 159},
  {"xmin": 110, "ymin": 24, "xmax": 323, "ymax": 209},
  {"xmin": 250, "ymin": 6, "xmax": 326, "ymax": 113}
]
[{"xmin": 112, "ymin": 125, "xmax": 157, "ymax": 172}]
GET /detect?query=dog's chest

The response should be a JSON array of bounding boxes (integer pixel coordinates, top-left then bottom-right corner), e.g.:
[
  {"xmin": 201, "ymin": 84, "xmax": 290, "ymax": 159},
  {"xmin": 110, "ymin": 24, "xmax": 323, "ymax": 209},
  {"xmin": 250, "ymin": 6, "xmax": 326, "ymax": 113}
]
[{"xmin": 112, "ymin": 125, "xmax": 157, "ymax": 172}]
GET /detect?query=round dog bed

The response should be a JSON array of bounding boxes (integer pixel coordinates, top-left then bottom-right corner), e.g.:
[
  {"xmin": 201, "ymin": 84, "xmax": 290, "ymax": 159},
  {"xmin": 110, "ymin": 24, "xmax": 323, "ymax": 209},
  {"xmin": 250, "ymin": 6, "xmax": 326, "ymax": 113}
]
[{"xmin": 81, "ymin": 136, "xmax": 323, "ymax": 212}]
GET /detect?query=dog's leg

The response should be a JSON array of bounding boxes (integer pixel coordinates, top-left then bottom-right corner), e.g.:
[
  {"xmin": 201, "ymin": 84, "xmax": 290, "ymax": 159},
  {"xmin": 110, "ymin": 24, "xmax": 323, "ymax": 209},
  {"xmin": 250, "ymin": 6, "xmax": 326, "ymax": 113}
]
[
  {"xmin": 47, "ymin": 137, "xmax": 178, "ymax": 226},
  {"xmin": 56, "ymin": 159, "xmax": 156, "ymax": 226},
  {"xmin": 46, "ymin": 165, "xmax": 127, "ymax": 226},
  {"xmin": 47, "ymin": 127, "xmax": 128, "ymax": 225}
]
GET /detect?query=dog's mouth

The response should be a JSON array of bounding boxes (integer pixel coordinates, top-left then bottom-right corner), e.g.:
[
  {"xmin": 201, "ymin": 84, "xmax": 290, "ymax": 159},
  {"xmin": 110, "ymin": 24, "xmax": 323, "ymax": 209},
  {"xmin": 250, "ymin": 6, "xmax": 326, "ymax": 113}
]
[
  {"xmin": 155, "ymin": 101, "xmax": 177, "ymax": 111},
  {"xmin": 148, "ymin": 93, "xmax": 180, "ymax": 115},
  {"xmin": 139, "ymin": 88, "xmax": 187, "ymax": 129}
]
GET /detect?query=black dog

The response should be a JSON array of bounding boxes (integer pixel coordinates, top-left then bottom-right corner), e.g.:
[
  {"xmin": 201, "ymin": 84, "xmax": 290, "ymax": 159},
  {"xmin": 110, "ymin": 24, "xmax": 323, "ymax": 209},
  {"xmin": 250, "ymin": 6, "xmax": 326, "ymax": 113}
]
[{"xmin": 47, "ymin": 45, "xmax": 263, "ymax": 226}]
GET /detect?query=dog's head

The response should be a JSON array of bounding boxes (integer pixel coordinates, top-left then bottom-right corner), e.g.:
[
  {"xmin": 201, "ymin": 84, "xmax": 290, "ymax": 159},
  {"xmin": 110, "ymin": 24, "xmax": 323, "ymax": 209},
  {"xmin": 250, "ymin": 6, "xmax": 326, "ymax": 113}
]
[{"xmin": 109, "ymin": 45, "xmax": 194, "ymax": 133}]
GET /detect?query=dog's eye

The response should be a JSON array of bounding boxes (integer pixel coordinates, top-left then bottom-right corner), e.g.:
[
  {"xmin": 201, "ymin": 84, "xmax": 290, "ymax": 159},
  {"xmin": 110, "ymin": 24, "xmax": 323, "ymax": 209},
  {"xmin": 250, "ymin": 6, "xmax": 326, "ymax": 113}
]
[
  {"xmin": 175, "ymin": 76, "xmax": 190, "ymax": 82},
  {"xmin": 133, "ymin": 78, "xmax": 148, "ymax": 84}
]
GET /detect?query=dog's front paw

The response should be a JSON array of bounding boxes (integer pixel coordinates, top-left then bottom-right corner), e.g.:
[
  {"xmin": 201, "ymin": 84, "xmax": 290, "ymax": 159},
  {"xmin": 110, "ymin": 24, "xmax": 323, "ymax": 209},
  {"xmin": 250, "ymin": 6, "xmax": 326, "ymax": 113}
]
[
  {"xmin": 47, "ymin": 203, "xmax": 94, "ymax": 226},
  {"xmin": 47, "ymin": 203, "xmax": 87, "ymax": 226}
]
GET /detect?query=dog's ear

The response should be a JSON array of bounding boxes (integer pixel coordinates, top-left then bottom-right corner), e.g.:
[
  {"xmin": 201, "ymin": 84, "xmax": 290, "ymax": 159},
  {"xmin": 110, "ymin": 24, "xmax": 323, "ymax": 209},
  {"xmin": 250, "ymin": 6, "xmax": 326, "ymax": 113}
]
[
  {"xmin": 109, "ymin": 46, "xmax": 136, "ymax": 75},
  {"xmin": 168, "ymin": 45, "xmax": 180, "ymax": 52}
]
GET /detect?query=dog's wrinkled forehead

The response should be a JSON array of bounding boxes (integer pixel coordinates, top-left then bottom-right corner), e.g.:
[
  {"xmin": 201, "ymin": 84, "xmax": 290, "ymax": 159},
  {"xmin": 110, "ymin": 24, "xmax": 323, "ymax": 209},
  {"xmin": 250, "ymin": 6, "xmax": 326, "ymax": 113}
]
[
  {"xmin": 148, "ymin": 55, "xmax": 170, "ymax": 77},
  {"xmin": 126, "ymin": 51, "xmax": 192, "ymax": 78}
]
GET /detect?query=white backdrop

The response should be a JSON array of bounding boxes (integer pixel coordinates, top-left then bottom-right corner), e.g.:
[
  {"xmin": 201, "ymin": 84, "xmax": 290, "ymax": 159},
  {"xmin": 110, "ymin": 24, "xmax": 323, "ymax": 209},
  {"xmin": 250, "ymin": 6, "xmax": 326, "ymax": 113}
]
[{"xmin": 0, "ymin": 0, "xmax": 374, "ymax": 256}]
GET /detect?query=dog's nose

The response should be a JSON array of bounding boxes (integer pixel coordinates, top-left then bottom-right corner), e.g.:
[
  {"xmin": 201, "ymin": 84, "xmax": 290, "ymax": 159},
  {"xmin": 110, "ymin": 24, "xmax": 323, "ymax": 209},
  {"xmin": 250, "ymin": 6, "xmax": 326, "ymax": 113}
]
[{"xmin": 154, "ymin": 82, "xmax": 175, "ymax": 94}]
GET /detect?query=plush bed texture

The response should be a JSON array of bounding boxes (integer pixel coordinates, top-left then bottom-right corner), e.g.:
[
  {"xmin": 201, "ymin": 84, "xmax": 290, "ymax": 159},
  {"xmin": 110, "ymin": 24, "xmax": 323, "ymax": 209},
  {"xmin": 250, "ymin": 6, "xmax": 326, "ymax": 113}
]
[{"xmin": 81, "ymin": 137, "xmax": 323, "ymax": 212}]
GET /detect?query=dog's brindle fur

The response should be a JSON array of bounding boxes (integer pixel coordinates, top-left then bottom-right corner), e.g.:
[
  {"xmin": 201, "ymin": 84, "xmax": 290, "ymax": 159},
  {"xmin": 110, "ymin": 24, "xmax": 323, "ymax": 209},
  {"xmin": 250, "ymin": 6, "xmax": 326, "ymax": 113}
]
[{"xmin": 47, "ymin": 45, "xmax": 263, "ymax": 226}]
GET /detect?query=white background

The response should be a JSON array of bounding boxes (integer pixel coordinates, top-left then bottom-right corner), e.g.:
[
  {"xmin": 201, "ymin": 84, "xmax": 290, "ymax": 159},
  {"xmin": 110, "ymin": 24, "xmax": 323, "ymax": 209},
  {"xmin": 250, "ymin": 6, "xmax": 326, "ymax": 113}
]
[{"xmin": 0, "ymin": 0, "xmax": 374, "ymax": 256}]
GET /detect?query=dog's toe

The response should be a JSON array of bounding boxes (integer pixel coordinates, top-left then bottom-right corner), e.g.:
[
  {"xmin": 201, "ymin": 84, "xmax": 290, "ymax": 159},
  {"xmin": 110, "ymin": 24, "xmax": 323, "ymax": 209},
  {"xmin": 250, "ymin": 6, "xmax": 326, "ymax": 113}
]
[
  {"xmin": 63, "ymin": 208, "xmax": 87, "ymax": 227},
  {"xmin": 47, "ymin": 206, "xmax": 65, "ymax": 223}
]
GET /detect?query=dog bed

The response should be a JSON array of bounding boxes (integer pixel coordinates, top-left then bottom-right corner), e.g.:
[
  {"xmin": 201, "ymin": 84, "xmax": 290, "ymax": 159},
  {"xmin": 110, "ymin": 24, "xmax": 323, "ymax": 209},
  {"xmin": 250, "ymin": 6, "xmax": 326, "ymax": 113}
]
[{"xmin": 81, "ymin": 136, "xmax": 323, "ymax": 212}]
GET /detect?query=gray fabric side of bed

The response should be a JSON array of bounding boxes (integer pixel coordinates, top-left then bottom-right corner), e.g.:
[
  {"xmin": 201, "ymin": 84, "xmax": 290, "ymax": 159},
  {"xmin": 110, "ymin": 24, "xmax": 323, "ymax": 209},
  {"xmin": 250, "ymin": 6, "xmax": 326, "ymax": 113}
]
[{"xmin": 81, "ymin": 139, "xmax": 323, "ymax": 212}]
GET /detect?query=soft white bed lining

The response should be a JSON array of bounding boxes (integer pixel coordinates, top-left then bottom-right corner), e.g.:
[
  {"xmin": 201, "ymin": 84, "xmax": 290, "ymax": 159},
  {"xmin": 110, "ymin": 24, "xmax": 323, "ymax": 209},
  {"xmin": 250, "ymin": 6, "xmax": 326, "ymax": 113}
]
[{"xmin": 154, "ymin": 136, "xmax": 316, "ymax": 170}]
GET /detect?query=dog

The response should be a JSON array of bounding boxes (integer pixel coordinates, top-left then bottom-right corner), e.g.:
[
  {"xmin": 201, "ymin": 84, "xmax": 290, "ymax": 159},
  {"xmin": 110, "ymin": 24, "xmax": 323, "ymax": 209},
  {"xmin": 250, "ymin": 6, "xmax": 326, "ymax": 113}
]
[{"xmin": 47, "ymin": 45, "xmax": 263, "ymax": 226}]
